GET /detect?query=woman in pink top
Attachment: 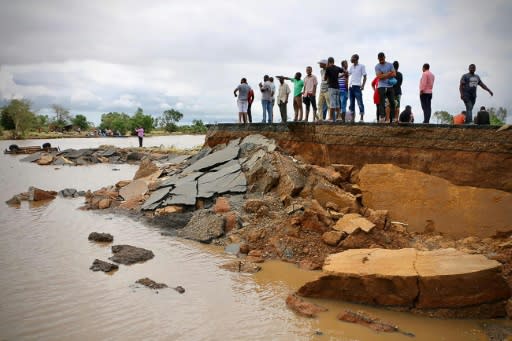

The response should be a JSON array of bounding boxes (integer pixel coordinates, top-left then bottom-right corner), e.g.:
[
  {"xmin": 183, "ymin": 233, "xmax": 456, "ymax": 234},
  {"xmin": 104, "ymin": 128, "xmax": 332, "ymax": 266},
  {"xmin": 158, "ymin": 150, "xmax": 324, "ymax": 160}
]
[
  {"xmin": 419, "ymin": 63, "xmax": 435, "ymax": 123},
  {"xmin": 135, "ymin": 127, "xmax": 144, "ymax": 147}
]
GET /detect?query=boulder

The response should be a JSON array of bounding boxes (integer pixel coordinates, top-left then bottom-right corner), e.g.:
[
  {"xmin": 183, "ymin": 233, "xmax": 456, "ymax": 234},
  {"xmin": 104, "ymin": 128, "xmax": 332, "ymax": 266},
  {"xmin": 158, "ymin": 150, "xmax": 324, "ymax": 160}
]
[
  {"xmin": 243, "ymin": 199, "xmax": 268, "ymax": 214},
  {"xmin": 274, "ymin": 154, "xmax": 306, "ymax": 199},
  {"xmin": 298, "ymin": 260, "xmax": 323, "ymax": 271},
  {"xmin": 28, "ymin": 187, "xmax": 57, "ymax": 201},
  {"xmin": 109, "ymin": 245, "xmax": 154, "ymax": 265},
  {"xmin": 98, "ymin": 198, "xmax": 111, "ymax": 209},
  {"xmin": 136, "ymin": 277, "xmax": 168, "ymax": 289},
  {"xmin": 309, "ymin": 165, "xmax": 343, "ymax": 185},
  {"xmin": 90, "ymin": 259, "xmax": 119, "ymax": 272},
  {"xmin": 298, "ymin": 248, "xmax": 510, "ymax": 316},
  {"xmin": 358, "ymin": 164, "xmax": 512, "ymax": 238},
  {"xmin": 37, "ymin": 154, "xmax": 54, "ymax": 165},
  {"xmin": 119, "ymin": 179, "xmax": 148, "ymax": 201},
  {"xmin": 59, "ymin": 188, "xmax": 78, "ymax": 198},
  {"xmin": 197, "ymin": 161, "xmax": 246, "ymax": 198},
  {"xmin": 116, "ymin": 180, "xmax": 131, "ymax": 188},
  {"xmin": 176, "ymin": 209, "xmax": 225, "ymax": 243},
  {"xmin": 245, "ymin": 153, "xmax": 280, "ymax": 193},
  {"xmin": 333, "ymin": 213, "xmax": 376, "ymax": 234},
  {"xmin": 88, "ymin": 232, "xmax": 114, "ymax": 243},
  {"xmin": 224, "ymin": 212, "xmax": 239, "ymax": 232},
  {"xmin": 337, "ymin": 310, "xmax": 406, "ymax": 335},
  {"xmin": 213, "ymin": 197, "xmax": 230, "ymax": 213},
  {"xmin": 133, "ymin": 159, "xmax": 159, "ymax": 180},
  {"xmin": 183, "ymin": 145, "xmax": 240, "ymax": 173},
  {"xmin": 155, "ymin": 205, "xmax": 183, "ymax": 215},
  {"xmin": 286, "ymin": 294, "xmax": 328, "ymax": 318},
  {"xmin": 322, "ymin": 231, "xmax": 345, "ymax": 246},
  {"xmin": 220, "ymin": 260, "xmax": 261, "ymax": 273},
  {"xmin": 331, "ymin": 164, "xmax": 355, "ymax": 182},
  {"xmin": 312, "ymin": 183, "xmax": 359, "ymax": 212}
]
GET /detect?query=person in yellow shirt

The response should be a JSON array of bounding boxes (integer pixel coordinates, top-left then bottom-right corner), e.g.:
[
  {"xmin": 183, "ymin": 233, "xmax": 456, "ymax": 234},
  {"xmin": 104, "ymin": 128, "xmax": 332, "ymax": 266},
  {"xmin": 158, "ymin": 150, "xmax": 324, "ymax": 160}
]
[{"xmin": 453, "ymin": 111, "xmax": 466, "ymax": 125}]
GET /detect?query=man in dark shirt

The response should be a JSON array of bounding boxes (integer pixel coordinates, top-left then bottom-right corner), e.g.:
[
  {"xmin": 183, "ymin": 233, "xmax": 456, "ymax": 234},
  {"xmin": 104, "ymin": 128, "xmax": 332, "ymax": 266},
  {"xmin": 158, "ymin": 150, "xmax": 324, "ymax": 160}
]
[
  {"xmin": 475, "ymin": 106, "xmax": 490, "ymax": 125},
  {"xmin": 459, "ymin": 64, "xmax": 493, "ymax": 123},
  {"xmin": 392, "ymin": 61, "xmax": 403, "ymax": 122},
  {"xmin": 324, "ymin": 57, "xmax": 344, "ymax": 122}
]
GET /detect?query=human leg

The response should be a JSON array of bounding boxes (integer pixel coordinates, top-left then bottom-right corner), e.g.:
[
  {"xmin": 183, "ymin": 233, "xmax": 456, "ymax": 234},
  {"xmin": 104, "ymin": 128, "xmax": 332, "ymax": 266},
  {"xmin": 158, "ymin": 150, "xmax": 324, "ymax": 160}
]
[
  {"xmin": 420, "ymin": 94, "xmax": 428, "ymax": 123},
  {"xmin": 261, "ymin": 100, "xmax": 267, "ymax": 123},
  {"xmin": 354, "ymin": 86, "xmax": 365, "ymax": 121},
  {"xmin": 425, "ymin": 93, "xmax": 432, "ymax": 124},
  {"xmin": 303, "ymin": 96, "xmax": 310, "ymax": 121},
  {"xmin": 349, "ymin": 86, "xmax": 356, "ymax": 114},
  {"xmin": 394, "ymin": 94, "xmax": 401, "ymax": 122},
  {"xmin": 464, "ymin": 96, "xmax": 475, "ymax": 123},
  {"xmin": 247, "ymin": 102, "xmax": 253, "ymax": 123},
  {"xmin": 267, "ymin": 101, "xmax": 273, "ymax": 123},
  {"xmin": 377, "ymin": 87, "xmax": 386, "ymax": 121},
  {"xmin": 386, "ymin": 88, "xmax": 396, "ymax": 123},
  {"xmin": 138, "ymin": 136, "xmax": 143, "ymax": 147},
  {"xmin": 341, "ymin": 91, "xmax": 348, "ymax": 121}
]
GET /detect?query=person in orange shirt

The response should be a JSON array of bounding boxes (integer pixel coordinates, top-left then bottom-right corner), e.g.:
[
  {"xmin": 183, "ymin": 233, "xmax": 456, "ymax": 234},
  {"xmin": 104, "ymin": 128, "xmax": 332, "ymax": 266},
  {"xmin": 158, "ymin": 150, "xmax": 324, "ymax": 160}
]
[{"xmin": 453, "ymin": 111, "xmax": 466, "ymax": 125}]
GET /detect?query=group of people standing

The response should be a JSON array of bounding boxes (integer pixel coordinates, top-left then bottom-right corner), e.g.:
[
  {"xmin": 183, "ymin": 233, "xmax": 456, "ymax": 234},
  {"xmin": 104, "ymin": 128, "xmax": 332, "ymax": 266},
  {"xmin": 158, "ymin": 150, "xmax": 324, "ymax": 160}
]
[{"xmin": 234, "ymin": 53, "xmax": 494, "ymax": 125}]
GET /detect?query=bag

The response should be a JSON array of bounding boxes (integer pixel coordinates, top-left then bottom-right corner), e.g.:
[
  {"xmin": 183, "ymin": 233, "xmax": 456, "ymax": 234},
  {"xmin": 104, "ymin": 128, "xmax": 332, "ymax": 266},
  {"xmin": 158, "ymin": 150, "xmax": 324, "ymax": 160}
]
[{"xmin": 388, "ymin": 77, "xmax": 398, "ymax": 86}]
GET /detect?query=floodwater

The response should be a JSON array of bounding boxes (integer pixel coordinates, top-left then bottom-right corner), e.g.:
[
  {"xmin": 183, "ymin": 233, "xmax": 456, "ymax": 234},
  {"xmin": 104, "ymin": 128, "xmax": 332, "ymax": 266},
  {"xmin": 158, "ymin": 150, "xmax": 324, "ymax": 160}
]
[{"xmin": 0, "ymin": 136, "xmax": 506, "ymax": 340}]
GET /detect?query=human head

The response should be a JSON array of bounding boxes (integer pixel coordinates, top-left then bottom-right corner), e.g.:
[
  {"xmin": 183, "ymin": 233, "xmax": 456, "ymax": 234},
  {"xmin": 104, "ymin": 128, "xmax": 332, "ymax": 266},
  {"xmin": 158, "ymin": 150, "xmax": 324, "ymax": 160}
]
[
  {"xmin": 318, "ymin": 59, "xmax": 327, "ymax": 69},
  {"xmin": 468, "ymin": 64, "xmax": 476, "ymax": 74},
  {"xmin": 327, "ymin": 57, "xmax": 335, "ymax": 65},
  {"xmin": 269, "ymin": 76, "xmax": 274, "ymax": 82},
  {"xmin": 405, "ymin": 105, "xmax": 411, "ymax": 112},
  {"xmin": 306, "ymin": 66, "xmax": 312, "ymax": 75},
  {"xmin": 241, "ymin": 78, "xmax": 247, "ymax": 84},
  {"xmin": 378, "ymin": 52, "xmax": 386, "ymax": 64},
  {"xmin": 341, "ymin": 60, "xmax": 348, "ymax": 69},
  {"xmin": 393, "ymin": 61, "xmax": 399, "ymax": 70},
  {"xmin": 422, "ymin": 63, "xmax": 430, "ymax": 72},
  {"xmin": 480, "ymin": 106, "xmax": 486, "ymax": 111},
  {"xmin": 263, "ymin": 75, "xmax": 269, "ymax": 81},
  {"xmin": 294, "ymin": 72, "xmax": 302, "ymax": 80},
  {"xmin": 461, "ymin": 110, "xmax": 467, "ymax": 116},
  {"xmin": 350, "ymin": 54, "xmax": 359, "ymax": 64},
  {"xmin": 278, "ymin": 77, "xmax": 284, "ymax": 84}
]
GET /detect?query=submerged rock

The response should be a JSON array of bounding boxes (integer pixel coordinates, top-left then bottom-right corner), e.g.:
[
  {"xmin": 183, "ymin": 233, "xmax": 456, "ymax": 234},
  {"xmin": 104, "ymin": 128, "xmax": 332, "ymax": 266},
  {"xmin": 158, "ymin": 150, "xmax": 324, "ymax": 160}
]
[
  {"xmin": 286, "ymin": 294, "xmax": 328, "ymax": 318},
  {"xmin": 28, "ymin": 187, "xmax": 57, "ymax": 201},
  {"xmin": 220, "ymin": 260, "xmax": 261, "ymax": 273},
  {"xmin": 337, "ymin": 310, "xmax": 414, "ymax": 337},
  {"xmin": 90, "ymin": 259, "xmax": 119, "ymax": 272},
  {"xmin": 109, "ymin": 245, "xmax": 154, "ymax": 265},
  {"xmin": 88, "ymin": 232, "xmax": 114, "ymax": 243},
  {"xmin": 136, "ymin": 277, "xmax": 168, "ymax": 289}
]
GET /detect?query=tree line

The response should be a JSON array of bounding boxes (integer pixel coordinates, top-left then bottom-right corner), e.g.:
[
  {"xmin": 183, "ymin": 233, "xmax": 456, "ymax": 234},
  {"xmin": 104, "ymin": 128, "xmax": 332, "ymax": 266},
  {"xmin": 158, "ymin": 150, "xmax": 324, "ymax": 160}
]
[
  {"xmin": 0, "ymin": 99, "xmax": 207, "ymax": 138},
  {"xmin": 433, "ymin": 107, "xmax": 508, "ymax": 125}
]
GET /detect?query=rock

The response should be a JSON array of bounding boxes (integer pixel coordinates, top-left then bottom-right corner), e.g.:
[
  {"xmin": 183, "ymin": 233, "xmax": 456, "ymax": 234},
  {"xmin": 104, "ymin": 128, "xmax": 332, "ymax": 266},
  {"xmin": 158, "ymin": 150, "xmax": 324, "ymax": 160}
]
[
  {"xmin": 5, "ymin": 195, "xmax": 23, "ymax": 206},
  {"xmin": 59, "ymin": 188, "xmax": 78, "ymax": 198},
  {"xmin": 239, "ymin": 243, "xmax": 250, "ymax": 254},
  {"xmin": 224, "ymin": 212, "xmax": 239, "ymax": 232},
  {"xmin": 310, "ymin": 165, "xmax": 343, "ymax": 185},
  {"xmin": 285, "ymin": 203, "xmax": 304, "ymax": 215},
  {"xmin": 298, "ymin": 248, "xmax": 510, "ymax": 316},
  {"xmin": 36, "ymin": 154, "xmax": 54, "ymax": 165},
  {"xmin": 98, "ymin": 198, "xmax": 111, "ymax": 209},
  {"xmin": 126, "ymin": 152, "xmax": 145, "ymax": 161},
  {"xmin": 507, "ymin": 299, "xmax": 512, "ymax": 319},
  {"xmin": 187, "ymin": 146, "xmax": 211, "ymax": 165},
  {"xmin": 245, "ymin": 153, "xmax": 280, "ymax": 193},
  {"xmin": 28, "ymin": 187, "xmax": 57, "ymax": 201},
  {"xmin": 331, "ymin": 164, "xmax": 355, "ymax": 182},
  {"xmin": 164, "ymin": 172, "xmax": 202, "ymax": 205},
  {"xmin": 116, "ymin": 180, "xmax": 131, "ymax": 188},
  {"xmin": 197, "ymin": 161, "xmax": 246, "ymax": 198},
  {"xmin": 136, "ymin": 277, "xmax": 168, "ymax": 289},
  {"xmin": 333, "ymin": 213, "xmax": 376, "ymax": 234},
  {"xmin": 109, "ymin": 245, "xmax": 154, "ymax": 265},
  {"xmin": 213, "ymin": 197, "xmax": 230, "ymax": 213},
  {"xmin": 141, "ymin": 187, "xmax": 171, "ymax": 211},
  {"xmin": 322, "ymin": 231, "xmax": 345, "ymax": 246},
  {"xmin": 362, "ymin": 208, "xmax": 389, "ymax": 229},
  {"xmin": 337, "ymin": 310, "xmax": 413, "ymax": 336},
  {"xmin": 274, "ymin": 154, "xmax": 306, "ymax": 199},
  {"xmin": 133, "ymin": 159, "xmax": 159, "ymax": 180},
  {"xmin": 220, "ymin": 260, "xmax": 261, "ymax": 273},
  {"xmin": 240, "ymin": 134, "xmax": 277, "ymax": 152},
  {"xmin": 174, "ymin": 286, "xmax": 186, "ymax": 294},
  {"xmin": 312, "ymin": 183, "xmax": 359, "ymax": 212},
  {"xmin": 119, "ymin": 179, "xmax": 148, "ymax": 201},
  {"xmin": 286, "ymin": 294, "xmax": 328, "ymax": 318},
  {"xmin": 298, "ymin": 260, "xmax": 322, "ymax": 271},
  {"xmin": 358, "ymin": 164, "xmax": 512, "ymax": 238},
  {"xmin": 155, "ymin": 205, "xmax": 184, "ymax": 215},
  {"xmin": 243, "ymin": 199, "xmax": 268, "ymax": 214},
  {"xmin": 90, "ymin": 259, "xmax": 119, "ymax": 272},
  {"xmin": 225, "ymin": 243, "xmax": 241, "ymax": 255},
  {"xmin": 20, "ymin": 152, "xmax": 42, "ymax": 162},
  {"xmin": 183, "ymin": 145, "xmax": 240, "ymax": 173},
  {"xmin": 88, "ymin": 232, "xmax": 114, "ymax": 242},
  {"xmin": 176, "ymin": 209, "xmax": 225, "ymax": 243}
]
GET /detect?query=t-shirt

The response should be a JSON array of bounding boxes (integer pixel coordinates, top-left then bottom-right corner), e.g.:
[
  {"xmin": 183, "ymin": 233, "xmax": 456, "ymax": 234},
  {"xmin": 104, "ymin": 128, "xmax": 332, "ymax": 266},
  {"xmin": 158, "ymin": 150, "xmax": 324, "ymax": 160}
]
[
  {"xmin": 270, "ymin": 82, "xmax": 276, "ymax": 100},
  {"xmin": 277, "ymin": 83, "xmax": 291, "ymax": 103},
  {"xmin": 393, "ymin": 71, "xmax": 403, "ymax": 95},
  {"xmin": 475, "ymin": 110, "xmax": 490, "ymax": 125},
  {"xmin": 453, "ymin": 113, "xmax": 466, "ymax": 124},
  {"xmin": 236, "ymin": 83, "xmax": 251, "ymax": 101},
  {"xmin": 375, "ymin": 62, "xmax": 395, "ymax": 88},
  {"xmin": 460, "ymin": 73, "xmax": 482, "ymax": 97},
  {"xmin": 338, "ymin": 72, "xmax": 348, "ymax": 93},
  {"xmin": 325, "ymin": 65, "xmax": 343, "ymax": 89},
  {"xmin": 290, "ymin": 78, "xmax": 304, "ymax": 97},
  {"xmin": 349, "ymin": 64, "xmax": 367, "ymax": 87},
  {"xmin": 303, "ymin": 75, "xmax": 318, "ymax": 96},
  {"xmin": 261, "ymin": 80, "xmax": 273, "ymax": 101},
  {"xmin": 320, "ymin": 69, "xmax": 329, "ymax": 93}
]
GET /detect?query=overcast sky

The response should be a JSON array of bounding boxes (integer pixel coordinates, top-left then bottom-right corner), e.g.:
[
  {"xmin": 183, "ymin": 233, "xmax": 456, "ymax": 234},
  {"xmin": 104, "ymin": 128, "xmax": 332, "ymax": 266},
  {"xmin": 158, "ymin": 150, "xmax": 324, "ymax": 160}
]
[{"xmin": 1, "ymin": 0, "xmax": 511, "ymax": 125}]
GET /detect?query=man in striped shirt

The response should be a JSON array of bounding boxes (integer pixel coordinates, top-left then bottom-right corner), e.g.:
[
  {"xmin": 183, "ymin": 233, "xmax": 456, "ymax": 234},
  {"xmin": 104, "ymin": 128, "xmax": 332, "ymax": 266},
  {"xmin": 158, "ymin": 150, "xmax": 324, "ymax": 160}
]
[{"xmin": 338, "ymin": 60, "xmax": 349, "ymax": 122}]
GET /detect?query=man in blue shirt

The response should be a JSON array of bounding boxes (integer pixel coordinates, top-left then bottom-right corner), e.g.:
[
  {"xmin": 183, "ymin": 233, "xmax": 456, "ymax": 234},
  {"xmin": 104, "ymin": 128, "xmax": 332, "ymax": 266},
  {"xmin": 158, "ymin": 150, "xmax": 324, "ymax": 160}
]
[{"xmin": 374, "ymin": 52, "xmax": 396, "ymax": 123}]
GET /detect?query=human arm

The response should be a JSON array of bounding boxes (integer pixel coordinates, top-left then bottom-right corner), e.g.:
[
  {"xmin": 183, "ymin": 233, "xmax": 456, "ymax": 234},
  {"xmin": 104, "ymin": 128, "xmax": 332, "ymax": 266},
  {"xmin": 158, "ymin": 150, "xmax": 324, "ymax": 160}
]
[
  {"xmin": 459, "ymin": 76, "xmax": 465, "ymax": 99},
  {"xmin": 361, "ymin": 74, "xmax": 367, "ymax": 90},
  {"xmin": 419, "ymin": 73, "xmax": 426, "ymax": 95},
  {"xmin": 248, "ymin": 89, "xmax": 254, "ymax": 104},
  {"xmin": 234, "ymin": 87, "xmax": 238, "ymax": 97},
  {"xmin": 479, "ymin": 81, "xmax": 493, "ymax": 96}
]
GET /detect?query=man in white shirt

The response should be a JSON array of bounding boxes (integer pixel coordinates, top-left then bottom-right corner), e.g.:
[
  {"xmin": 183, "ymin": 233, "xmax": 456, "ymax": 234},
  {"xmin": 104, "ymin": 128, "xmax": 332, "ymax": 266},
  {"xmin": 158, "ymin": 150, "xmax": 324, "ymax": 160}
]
[
  {"xmin": 348, "ymin": 54, "xmax": 367, "ymax": 122},
  {"xmin": 277, "ymin": 77, "xmax": 291, "ymax": 122},
  {"xmin": 302, "ymin": 66, "xmax": 318, "ymax": 122}
]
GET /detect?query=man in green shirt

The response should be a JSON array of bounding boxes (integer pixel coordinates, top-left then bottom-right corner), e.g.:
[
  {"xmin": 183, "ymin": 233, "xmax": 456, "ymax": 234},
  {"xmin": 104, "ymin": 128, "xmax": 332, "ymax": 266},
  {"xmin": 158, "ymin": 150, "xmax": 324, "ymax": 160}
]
[{"xmin": 281, "ymin": 72, "xmax": 304, "ymax": 121}]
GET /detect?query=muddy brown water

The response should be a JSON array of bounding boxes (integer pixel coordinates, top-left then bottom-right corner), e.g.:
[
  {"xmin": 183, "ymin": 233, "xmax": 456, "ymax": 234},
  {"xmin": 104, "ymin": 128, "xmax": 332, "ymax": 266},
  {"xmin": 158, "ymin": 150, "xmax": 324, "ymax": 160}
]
[{"xmin": 0, "ymin": 137, "xmax": 508, "ymax": 340}]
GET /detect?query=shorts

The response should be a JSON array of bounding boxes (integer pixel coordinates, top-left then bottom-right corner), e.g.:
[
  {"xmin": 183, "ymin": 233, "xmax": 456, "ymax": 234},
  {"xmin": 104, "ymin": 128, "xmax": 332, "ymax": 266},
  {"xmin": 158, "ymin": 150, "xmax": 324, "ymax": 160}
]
[
  {"xmin": 328, "ymin": 88, "xmax": 340, "ymax": 109},
  {"xmin": 395, "ymin": 94, "xmax": 401, "ymax": 109},
  {"xmin": 237, "ymin": 100, "xmax": 248, "ymax": 112}
]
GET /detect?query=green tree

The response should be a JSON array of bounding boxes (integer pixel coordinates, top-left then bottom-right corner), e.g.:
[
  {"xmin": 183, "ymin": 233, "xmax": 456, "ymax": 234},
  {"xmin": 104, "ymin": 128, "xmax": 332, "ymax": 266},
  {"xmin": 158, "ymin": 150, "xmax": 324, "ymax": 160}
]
[
  {"xmin": 1, "ymin": 106, "xmax": 15, "ymax": 129},
  {"xmin": 33, "ymin": 114, "xmax": 49, "ymax": 132},
  {"xmin": 51, "ymin": 104, "xmax": 72, "ymax": 130},
  {"xmin": 99, "ymin": 112, "xmax": 131, "ymax": 134},
  {"xmin": 487, "ymin": 107, "xmax": 507, "ymax": 125},
  {"xmin": 130, "ymin": 107, "xmax": 154, "ymax": 134},
  {"xmin": 72, "ymin": 114, "xmax": 90, "ymax": 130},
  {"xmin": 433, "ymin": 110, "xmax": 453, "ymax": 124},
  {"xmin": 1, "ymin": 99, "xmax": 36, "ymax": 138},
  {"xmin": 159, "ymin": 109, "xmax": 184, "ymax": 132}
]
